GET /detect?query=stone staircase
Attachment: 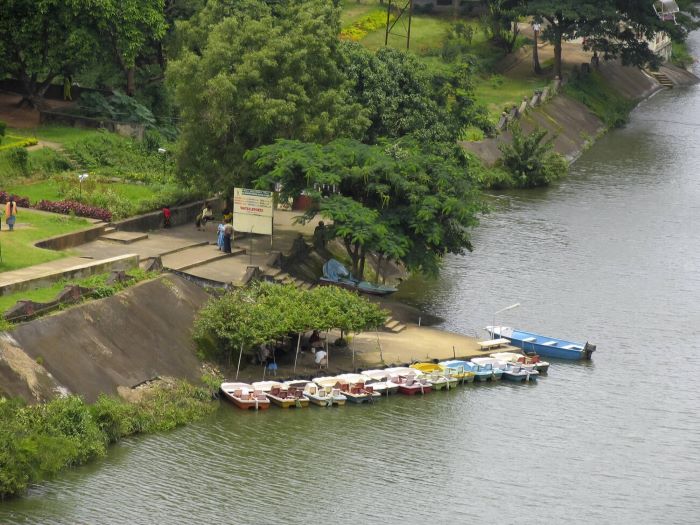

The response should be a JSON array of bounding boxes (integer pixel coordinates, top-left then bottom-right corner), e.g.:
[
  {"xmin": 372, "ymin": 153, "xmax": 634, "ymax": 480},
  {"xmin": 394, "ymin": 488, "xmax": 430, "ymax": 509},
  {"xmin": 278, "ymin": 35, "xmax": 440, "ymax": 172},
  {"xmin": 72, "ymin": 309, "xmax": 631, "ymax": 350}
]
[
  {"xmin": 262, "ymin": 268, "xmax": 314, "ymax": 290},
  {"xmin": 99, "ymin": 230, "xmax": 149, "ymax": 244},
  {"xmin": 383, "ymin": 315, "xmax": 406, "ymax": 334},
  {"xmin": 648, "ymin": 70, "xmax": 674, "ymax": 88},
  {"xmin": 161, "ymin": 243, "xmax": 245, "ymax": 272}
]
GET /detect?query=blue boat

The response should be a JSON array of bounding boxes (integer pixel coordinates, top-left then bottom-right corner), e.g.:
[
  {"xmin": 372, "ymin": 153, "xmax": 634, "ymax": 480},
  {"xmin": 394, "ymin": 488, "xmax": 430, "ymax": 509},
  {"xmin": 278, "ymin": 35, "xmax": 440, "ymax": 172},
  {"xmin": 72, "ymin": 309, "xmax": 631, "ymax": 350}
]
[{"xmin": 486, "ymin": 326, "xmax": 596, "ymax": 361}]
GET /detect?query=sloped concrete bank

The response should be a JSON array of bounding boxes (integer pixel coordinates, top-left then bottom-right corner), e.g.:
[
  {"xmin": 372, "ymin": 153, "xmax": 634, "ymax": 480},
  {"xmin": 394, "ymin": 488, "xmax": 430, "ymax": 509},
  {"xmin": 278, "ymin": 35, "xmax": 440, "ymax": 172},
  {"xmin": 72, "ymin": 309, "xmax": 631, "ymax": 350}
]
[
  {"xmin": 462, "ymin": 62, "xmax": 698, "ymax": 166},
  {"xmin": 0, "ymin": 274, "xmax": 210, "ymax": 403}
]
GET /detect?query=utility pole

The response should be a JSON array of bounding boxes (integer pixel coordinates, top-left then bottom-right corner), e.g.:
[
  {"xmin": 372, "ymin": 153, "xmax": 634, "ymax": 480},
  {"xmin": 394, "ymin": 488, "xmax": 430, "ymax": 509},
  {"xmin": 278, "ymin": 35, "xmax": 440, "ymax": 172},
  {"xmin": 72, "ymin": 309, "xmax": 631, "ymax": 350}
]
[
  {"xmin": 385, "ymin": 0, "xmax": 414, "ymax": 50},
  {"xmin": 532, "ymin": 23, "xmax": 542, "ymax": 75}
]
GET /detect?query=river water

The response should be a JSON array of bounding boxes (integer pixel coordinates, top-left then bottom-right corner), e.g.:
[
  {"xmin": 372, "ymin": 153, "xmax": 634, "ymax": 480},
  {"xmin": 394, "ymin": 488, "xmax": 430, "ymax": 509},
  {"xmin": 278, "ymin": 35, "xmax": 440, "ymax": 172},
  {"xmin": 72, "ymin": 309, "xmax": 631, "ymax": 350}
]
[{"xmin": 4, "ymin": 39, "xmax": 700, "ymax": 525}]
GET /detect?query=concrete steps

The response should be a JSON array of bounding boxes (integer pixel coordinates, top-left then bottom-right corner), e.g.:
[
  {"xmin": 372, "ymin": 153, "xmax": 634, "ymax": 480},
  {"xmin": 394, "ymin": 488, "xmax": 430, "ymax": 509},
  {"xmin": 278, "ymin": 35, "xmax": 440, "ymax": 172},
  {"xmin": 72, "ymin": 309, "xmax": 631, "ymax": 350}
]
[
  {"xmin": 161, "ymin": 244, "xmax": 244, "ymax": 272},
  {"xmin": 383, "ymin": 316, "xmax": 406, "ymax": 334},
  {"xmin": 261, "ymin": 269, "xmax": 315, "ymax": 290},
  {"xmin": 100, "ymin": 231, "xmax": 149, "ymax": 244},
  {"xmin": 649, "ymin": 70, "xmax": 674, "ymax": 88}
]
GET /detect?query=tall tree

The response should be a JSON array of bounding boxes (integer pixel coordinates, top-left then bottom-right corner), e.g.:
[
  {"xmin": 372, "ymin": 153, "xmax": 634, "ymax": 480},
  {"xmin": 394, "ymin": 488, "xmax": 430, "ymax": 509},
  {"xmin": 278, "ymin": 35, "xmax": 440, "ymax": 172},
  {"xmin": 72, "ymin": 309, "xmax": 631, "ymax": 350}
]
[
  {"xmin": 168, "ymin": 0, "xmax": 368, "ymax": 192},
  {"xmin": 247, "ymin": 138, "xmax": 485, "ymax": 278},
  {"xmin": 91, "ymin": 0, "xmax": 167, "ymax": 96},
  {"xmin": 0, "ymin": 0, "xmax": 95, "ymax": 106}
]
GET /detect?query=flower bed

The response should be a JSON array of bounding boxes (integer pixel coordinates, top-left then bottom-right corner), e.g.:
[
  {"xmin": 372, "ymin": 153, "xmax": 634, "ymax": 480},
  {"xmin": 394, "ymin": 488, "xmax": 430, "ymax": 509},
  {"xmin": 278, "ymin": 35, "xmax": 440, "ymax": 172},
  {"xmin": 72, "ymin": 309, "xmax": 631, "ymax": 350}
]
[
  {"xmin": 35, "ymin": 199, "xmax": 112, "ymax": 222},
  {"xmin": 0, "ymin": 191, "xmax": 30, "ymax": 208}
]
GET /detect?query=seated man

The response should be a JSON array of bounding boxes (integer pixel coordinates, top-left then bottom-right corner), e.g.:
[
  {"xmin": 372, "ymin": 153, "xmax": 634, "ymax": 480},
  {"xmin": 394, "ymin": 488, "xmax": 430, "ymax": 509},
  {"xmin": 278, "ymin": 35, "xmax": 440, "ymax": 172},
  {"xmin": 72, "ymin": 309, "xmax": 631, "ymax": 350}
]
[{"xmin": 314, "ymin": 349, "xmax": 327, "ymax": 367}]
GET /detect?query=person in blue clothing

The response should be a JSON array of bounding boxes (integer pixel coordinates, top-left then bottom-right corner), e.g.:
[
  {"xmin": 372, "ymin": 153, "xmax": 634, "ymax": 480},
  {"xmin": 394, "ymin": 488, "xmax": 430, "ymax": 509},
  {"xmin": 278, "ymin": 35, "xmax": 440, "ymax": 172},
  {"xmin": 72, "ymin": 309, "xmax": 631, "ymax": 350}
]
[{"xmin": 217, "ymin": 222, "xmax": 225, "ymax": 251}]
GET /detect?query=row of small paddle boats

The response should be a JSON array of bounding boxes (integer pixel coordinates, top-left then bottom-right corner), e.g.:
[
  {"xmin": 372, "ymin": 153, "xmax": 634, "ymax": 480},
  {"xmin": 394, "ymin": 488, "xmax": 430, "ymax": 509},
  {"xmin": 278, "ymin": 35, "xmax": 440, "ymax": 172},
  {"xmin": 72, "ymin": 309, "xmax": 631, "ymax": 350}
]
[{"xmin": 220, "ymin": 351, "xmax": 549, "ymax": 410}]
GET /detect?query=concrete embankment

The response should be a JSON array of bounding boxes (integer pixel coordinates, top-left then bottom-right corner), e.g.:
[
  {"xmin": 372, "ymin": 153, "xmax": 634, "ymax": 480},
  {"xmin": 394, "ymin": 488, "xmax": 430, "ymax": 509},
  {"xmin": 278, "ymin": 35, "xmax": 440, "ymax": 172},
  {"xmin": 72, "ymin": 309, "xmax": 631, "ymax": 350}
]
[
  {"xmin": 0, "ymin": 274, "xmax": 210, "ymax": 403},
  {"xmin": 462, "ymin": 62, "xmax": 698, "ymax": 166}
]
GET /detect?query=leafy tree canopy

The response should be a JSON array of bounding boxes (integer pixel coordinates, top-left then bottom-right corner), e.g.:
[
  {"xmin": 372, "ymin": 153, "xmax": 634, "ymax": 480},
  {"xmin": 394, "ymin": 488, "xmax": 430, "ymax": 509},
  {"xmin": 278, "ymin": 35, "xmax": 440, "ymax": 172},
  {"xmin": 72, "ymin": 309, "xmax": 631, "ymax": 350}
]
[
  {"xmin": 246, "ymin": 138, "xmax": 485, "ymax": 278},
  {"xmin": 192, "ymin": 282, "xmax": 386, "ymax": 361},
  {"xmin": 167, "ymin": 0, "xmax": 368, "ymax": 192},
  {"xmin": 515, "ymin": 0, "xmax": 699, "ymax": 78},
  {"xmin": 0, "ymin": 0, "xmax": 96, "ymax": 104}
]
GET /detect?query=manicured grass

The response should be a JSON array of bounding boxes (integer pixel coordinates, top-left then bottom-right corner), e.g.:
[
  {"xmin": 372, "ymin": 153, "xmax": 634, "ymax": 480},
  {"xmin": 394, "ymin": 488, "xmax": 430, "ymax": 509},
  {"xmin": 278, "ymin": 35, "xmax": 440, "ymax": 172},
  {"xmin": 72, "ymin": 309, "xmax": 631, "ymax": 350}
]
[
  {"xmin": 474, "ymin": 74, "xmax": 548, "ymax": 120},
  {"xmin": 9, "ymin": 125, "xmax": 100, "ymax": 147},
  {"xmin": 0, "ymin": 210, "xmax": 90, "ymax": 272},
  {"xmin": 340, "ymin": 0, "xmax": 384, "ymax": 27},
  {"xmin": 5, "ymin": 179, "xmax": 158, "ymax": 205},
  {"xmin": 360, "ymin": 14, "xmax": 454, "ymax": 54}
]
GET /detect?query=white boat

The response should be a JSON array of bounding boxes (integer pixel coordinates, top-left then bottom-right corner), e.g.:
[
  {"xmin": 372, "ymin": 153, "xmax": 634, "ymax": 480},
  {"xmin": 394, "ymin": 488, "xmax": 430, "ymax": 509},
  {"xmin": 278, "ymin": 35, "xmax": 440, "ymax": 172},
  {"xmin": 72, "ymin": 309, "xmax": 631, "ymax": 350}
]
[
  {"xmin": 490, "ymin": 352, "xmax": 550, "ymax": 374},
  {"xmin": 474, "ymin": 358, "xmax": 538, "ymax": 382},
  {"xmin": 302, "ymin": 382, "xmax": 347, "ymax": 406},
  {"xmin": 220, "ymin": 382, "xmax": 270, "ymax": 410},
  {"xmin": 359, "ymin": 369, "xmax": 400, "ymax": 395}
]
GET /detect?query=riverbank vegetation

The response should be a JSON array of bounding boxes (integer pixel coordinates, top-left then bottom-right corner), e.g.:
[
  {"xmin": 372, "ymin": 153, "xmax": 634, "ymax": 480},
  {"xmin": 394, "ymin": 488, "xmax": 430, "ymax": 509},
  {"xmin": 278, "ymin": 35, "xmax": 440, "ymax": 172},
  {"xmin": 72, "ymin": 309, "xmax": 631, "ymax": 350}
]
[
  {"xmin": 563, "ymin": 71, "xmax": 636, "ymax": 128},
  {"xmin": 193, "ymin": 282, "xmax": 386, "ymax": 365},
  {"xmin": 0, "ymin": 379, "xmax": 217, "ymax": 500}
]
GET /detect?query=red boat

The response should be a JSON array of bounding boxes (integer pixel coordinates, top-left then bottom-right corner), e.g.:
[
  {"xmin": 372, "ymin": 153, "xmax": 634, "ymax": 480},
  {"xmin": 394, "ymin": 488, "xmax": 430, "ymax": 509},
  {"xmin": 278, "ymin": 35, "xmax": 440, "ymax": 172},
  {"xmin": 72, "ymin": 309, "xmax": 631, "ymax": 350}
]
[{"xmin": 394, "ymin": 375, "xmax": 432, "ymax": 395}]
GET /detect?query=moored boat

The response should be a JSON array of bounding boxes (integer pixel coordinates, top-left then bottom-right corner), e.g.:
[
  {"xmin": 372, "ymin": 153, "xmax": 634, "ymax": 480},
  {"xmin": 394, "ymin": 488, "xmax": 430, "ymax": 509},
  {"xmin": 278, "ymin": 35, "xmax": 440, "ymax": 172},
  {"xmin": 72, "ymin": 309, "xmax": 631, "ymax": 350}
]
[
  {"xmin": 360, "ymin": 369, "xmax": 400, "ymax": 395},
  {"xmin": 266, "ymin": 384, "xmax": 309, "ymax": 408},
  {"xmin": 302, "ymin": 382, "xmax": 347, "ymax": 406},
  {"xmin": 320, "ymin": 259, "xmax": 398, "ymax": 296},
  {"xmin": 487, "ymin": 326, "xmax": 596, "ymax": 360},
  {"xmin": 470, "ymin": 358, "xmax": 505, "ymax": 381},
  {"xmin": 410, "ymin": 363, "xmax": 458, "ymax": 390},
  {"xmin": 220, "ymin": 382, "xmax": 270, "ymax": 410},
  {"xmin": 438, "ymin": 361, "xmax": 476, "ymax": 383},
  {"xmin": 490, "ymin": 352, "xmax": 550, "ymax": 374}
]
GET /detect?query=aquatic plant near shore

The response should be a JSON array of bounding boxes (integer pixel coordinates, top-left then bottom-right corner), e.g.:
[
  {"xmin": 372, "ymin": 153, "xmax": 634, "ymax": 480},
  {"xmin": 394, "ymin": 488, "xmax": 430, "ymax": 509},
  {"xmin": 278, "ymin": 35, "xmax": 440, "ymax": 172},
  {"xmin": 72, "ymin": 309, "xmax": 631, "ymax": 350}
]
[{"xmin": 0, "ymin": 379, "xmax": 216, "ymax": 499}]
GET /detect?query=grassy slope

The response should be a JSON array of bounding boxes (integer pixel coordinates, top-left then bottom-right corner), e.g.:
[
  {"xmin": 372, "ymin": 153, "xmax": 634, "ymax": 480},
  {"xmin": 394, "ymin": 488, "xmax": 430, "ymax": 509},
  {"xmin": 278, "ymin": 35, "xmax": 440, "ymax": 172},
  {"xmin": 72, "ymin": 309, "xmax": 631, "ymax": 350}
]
[
  {"xmin": 6, "ymin": 179, "xmax": 158, "ymax": 205},
  {"xmin": 8, "ymin": 125, "xmax": 98, "ymax": 146},
  {"xmin": 0, "ymin": 210, "xmax": 90, "ymax": 272},
  {"xmin": 349, "ymin": 7, "xmax": 546, "ymax": 124}
]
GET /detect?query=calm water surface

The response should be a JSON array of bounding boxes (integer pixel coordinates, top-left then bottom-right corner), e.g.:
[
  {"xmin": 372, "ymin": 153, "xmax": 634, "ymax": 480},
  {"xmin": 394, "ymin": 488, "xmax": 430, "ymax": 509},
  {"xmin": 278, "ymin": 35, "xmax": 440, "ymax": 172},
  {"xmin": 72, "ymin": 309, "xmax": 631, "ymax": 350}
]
[{"xmin": 4, "ymin": 37, "xmax": 700, "ymax": 524}]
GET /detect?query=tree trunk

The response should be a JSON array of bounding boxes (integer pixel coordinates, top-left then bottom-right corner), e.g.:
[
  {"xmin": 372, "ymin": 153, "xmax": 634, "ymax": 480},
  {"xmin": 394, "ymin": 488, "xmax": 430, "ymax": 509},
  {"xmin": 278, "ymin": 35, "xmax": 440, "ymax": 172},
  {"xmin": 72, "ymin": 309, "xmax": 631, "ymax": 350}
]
[
  {"xmin": 358, "ymin": 245, "xmax": 367, "ymax": 280},
  {"xmin": 553, "ymin": 24, "xmax": 563, "ymax": 79},
  {"xmin": 452, "ymin": 0, "xmax": 459, "ymax": 19},
  {"xmin": 533, "ymin": 29, "xmax": 542, "ymax": 74},
  {"xmin": 126, "ymin": 67, "xmax": 136, "ymax": 96}
]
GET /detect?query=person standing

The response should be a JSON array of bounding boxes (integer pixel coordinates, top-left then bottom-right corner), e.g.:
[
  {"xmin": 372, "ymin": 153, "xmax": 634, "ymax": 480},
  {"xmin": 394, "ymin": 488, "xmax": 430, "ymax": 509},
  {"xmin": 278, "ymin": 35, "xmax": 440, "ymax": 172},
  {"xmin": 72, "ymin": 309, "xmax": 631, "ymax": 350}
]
[
  {"xmin": 5, "ymin": 196, "xmax": 17, "ymax": 231},
  {"xmin": 223, "ymin": 221, "xmax": 233, "ymax": 253},
  {"xmin": 162, "ymin": 205, "xmax": 172, "ymax": 228}
]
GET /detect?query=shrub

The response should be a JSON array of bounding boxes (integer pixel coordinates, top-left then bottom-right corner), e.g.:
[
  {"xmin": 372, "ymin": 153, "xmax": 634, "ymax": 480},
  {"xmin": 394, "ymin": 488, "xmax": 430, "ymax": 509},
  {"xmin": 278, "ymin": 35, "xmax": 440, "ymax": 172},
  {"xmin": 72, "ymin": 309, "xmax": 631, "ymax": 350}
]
[
  {"xmin": 0, "ymin": 191, "xmax": 31, "ymax": 207},
  {"xmin": 0, "ymin": 136, "xmax": 38, "ymax": 151},
  {"xmin": 7, "ymin": 147, "xmax": 29, "ymax": 176},
  {"xmin": 35, "ymin": 199, "xmax": 112, "ymax": 222},
  {"xmin": 340, "ymin": 10, "xmax": 393, "ymax": 41},
  {"xmin": 563, "ymin": 71, "xmax": 635, "ymax": 128},
  {"xmin": 499, "ymin": 123, "xmax": 568, "ymax": 188},
  {"xmin": 29, "ymin": 148, "xmax": 73, "ymax": 177}
]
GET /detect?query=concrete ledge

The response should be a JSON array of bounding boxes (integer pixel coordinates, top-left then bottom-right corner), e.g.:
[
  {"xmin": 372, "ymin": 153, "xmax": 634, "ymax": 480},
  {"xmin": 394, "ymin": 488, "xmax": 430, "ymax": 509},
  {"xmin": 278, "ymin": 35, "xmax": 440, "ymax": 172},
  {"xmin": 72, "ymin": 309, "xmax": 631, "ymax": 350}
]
[
  {"xmin": 114, "ymin": 198, "xmax": 223, "ymax": 232},
  {"xmin": 35, "ymin": 223, "xmax": 107, "ymax": 251},
  {"xmin": 0, "ymin": 254, "xmax": 139, "ymax": 297}
]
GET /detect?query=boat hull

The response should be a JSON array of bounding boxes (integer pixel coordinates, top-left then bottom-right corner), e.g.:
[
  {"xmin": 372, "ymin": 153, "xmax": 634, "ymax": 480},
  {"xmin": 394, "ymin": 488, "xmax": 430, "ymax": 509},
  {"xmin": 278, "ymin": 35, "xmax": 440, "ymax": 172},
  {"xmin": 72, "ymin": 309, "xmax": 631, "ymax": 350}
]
[
  {"xmin": 398, "ymin": 384, "xmax": 432, "ymax": 395},
  {"xmin": 221, "ymin": 391, "xmax": 270, "ymax": 410},
  {"xmin": 267, "ymin": 395, "xmax": 309, "ymax": 408},
  {"xmin": 489, "ymin": 327, "xmax": 595, "ymax": 360}
]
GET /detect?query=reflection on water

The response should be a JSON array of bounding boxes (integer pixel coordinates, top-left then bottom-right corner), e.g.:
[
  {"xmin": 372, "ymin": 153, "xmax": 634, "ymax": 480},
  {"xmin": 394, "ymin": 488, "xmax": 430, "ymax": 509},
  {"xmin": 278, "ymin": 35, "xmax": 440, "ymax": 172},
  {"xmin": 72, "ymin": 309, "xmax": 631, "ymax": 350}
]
[{"xmin": 3, "ymin": 36, "xmax": 700, "ymax": 525}]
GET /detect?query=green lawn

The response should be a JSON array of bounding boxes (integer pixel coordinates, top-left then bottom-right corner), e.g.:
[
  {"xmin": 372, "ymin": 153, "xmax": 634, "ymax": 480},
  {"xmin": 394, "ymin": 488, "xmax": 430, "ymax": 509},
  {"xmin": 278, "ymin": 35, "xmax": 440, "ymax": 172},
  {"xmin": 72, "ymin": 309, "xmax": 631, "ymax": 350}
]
[
  {"xmin": 5, "ymin": 179, "xmax": 158, "ymax": 205},
  {"xmin": 0, "ymin": 210, "xmax": 90, "ymax": 272},
  {"xmin": 8, "ymin": 125, "xmax": 100, "ymax": 147},
  {"xmin": 360, "ymin": 14, "xmax": 455, "ymax": 54},
  {"xmin": 0, "ymin": 282, "xmax": 65, "ymax": 313},
  {"xmin": 340, "ymin": 0, "xmax": 384, "ymax": 27},
  {"xmin": 473, "ymin": 74, "xmax": 548, "ymax": 121}
]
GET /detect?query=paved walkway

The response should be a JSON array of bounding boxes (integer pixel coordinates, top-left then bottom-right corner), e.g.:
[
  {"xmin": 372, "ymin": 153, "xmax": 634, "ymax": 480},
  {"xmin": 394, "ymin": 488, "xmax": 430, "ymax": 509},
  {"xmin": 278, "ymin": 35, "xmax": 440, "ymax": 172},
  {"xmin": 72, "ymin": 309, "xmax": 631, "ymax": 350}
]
[{"xmin": 3, "ymin": 209, "xmax": 320, "ymax": 293}]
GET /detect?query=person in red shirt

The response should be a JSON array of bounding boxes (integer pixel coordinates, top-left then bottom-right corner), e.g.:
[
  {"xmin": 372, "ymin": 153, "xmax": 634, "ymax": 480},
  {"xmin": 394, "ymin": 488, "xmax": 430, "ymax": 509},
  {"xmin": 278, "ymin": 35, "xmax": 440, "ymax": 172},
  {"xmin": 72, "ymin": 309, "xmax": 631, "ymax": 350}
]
[{"xmin": 162, "ymin": 205, "xmax": 171, "ymax": 228}]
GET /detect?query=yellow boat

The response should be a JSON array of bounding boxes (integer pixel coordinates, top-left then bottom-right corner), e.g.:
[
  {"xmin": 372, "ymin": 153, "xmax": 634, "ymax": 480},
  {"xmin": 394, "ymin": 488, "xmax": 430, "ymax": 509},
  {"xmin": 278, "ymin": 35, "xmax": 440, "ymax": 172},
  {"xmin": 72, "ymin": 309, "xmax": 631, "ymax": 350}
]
[{"xmin": 410, "ymin": 363, "xmax": 458, "ymax": 390}]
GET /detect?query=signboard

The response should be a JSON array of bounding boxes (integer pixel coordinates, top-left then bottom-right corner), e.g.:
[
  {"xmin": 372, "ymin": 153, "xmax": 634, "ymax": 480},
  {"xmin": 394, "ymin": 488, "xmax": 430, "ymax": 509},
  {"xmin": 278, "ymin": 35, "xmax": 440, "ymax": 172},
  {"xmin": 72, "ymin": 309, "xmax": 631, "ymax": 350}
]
[{"xmin": 233, "ymin": 188, "xmax": 274, "ymax": 235}]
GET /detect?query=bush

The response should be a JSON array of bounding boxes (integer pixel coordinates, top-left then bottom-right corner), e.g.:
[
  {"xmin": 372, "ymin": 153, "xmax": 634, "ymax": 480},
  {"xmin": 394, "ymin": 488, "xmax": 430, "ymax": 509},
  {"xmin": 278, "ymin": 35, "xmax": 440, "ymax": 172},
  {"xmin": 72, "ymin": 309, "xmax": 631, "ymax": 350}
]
[
  {"xmin": 35, "ymin": 199, "xmax": 112, "ymax": 222},
  {"xmin": 7, "ymin": 147, "xmax": 29, "ymax": 176},
  {"xmin": 340, "ymin": 10, "xmax": 393, "ymax": 41},
  {"xmin": 0, "ymin": 381, "xmax": 215, "ymax": 498},
  {"xmin": 0, "ymin": 191, "xmax": 31, "ymax": 208},
  {"xmin": 499, "ymin": 123, "xmax": 568, "ymax": 188},
  {"xmin": 29, "ymin": 148, "xmax": 73, "ymax": 177}
]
